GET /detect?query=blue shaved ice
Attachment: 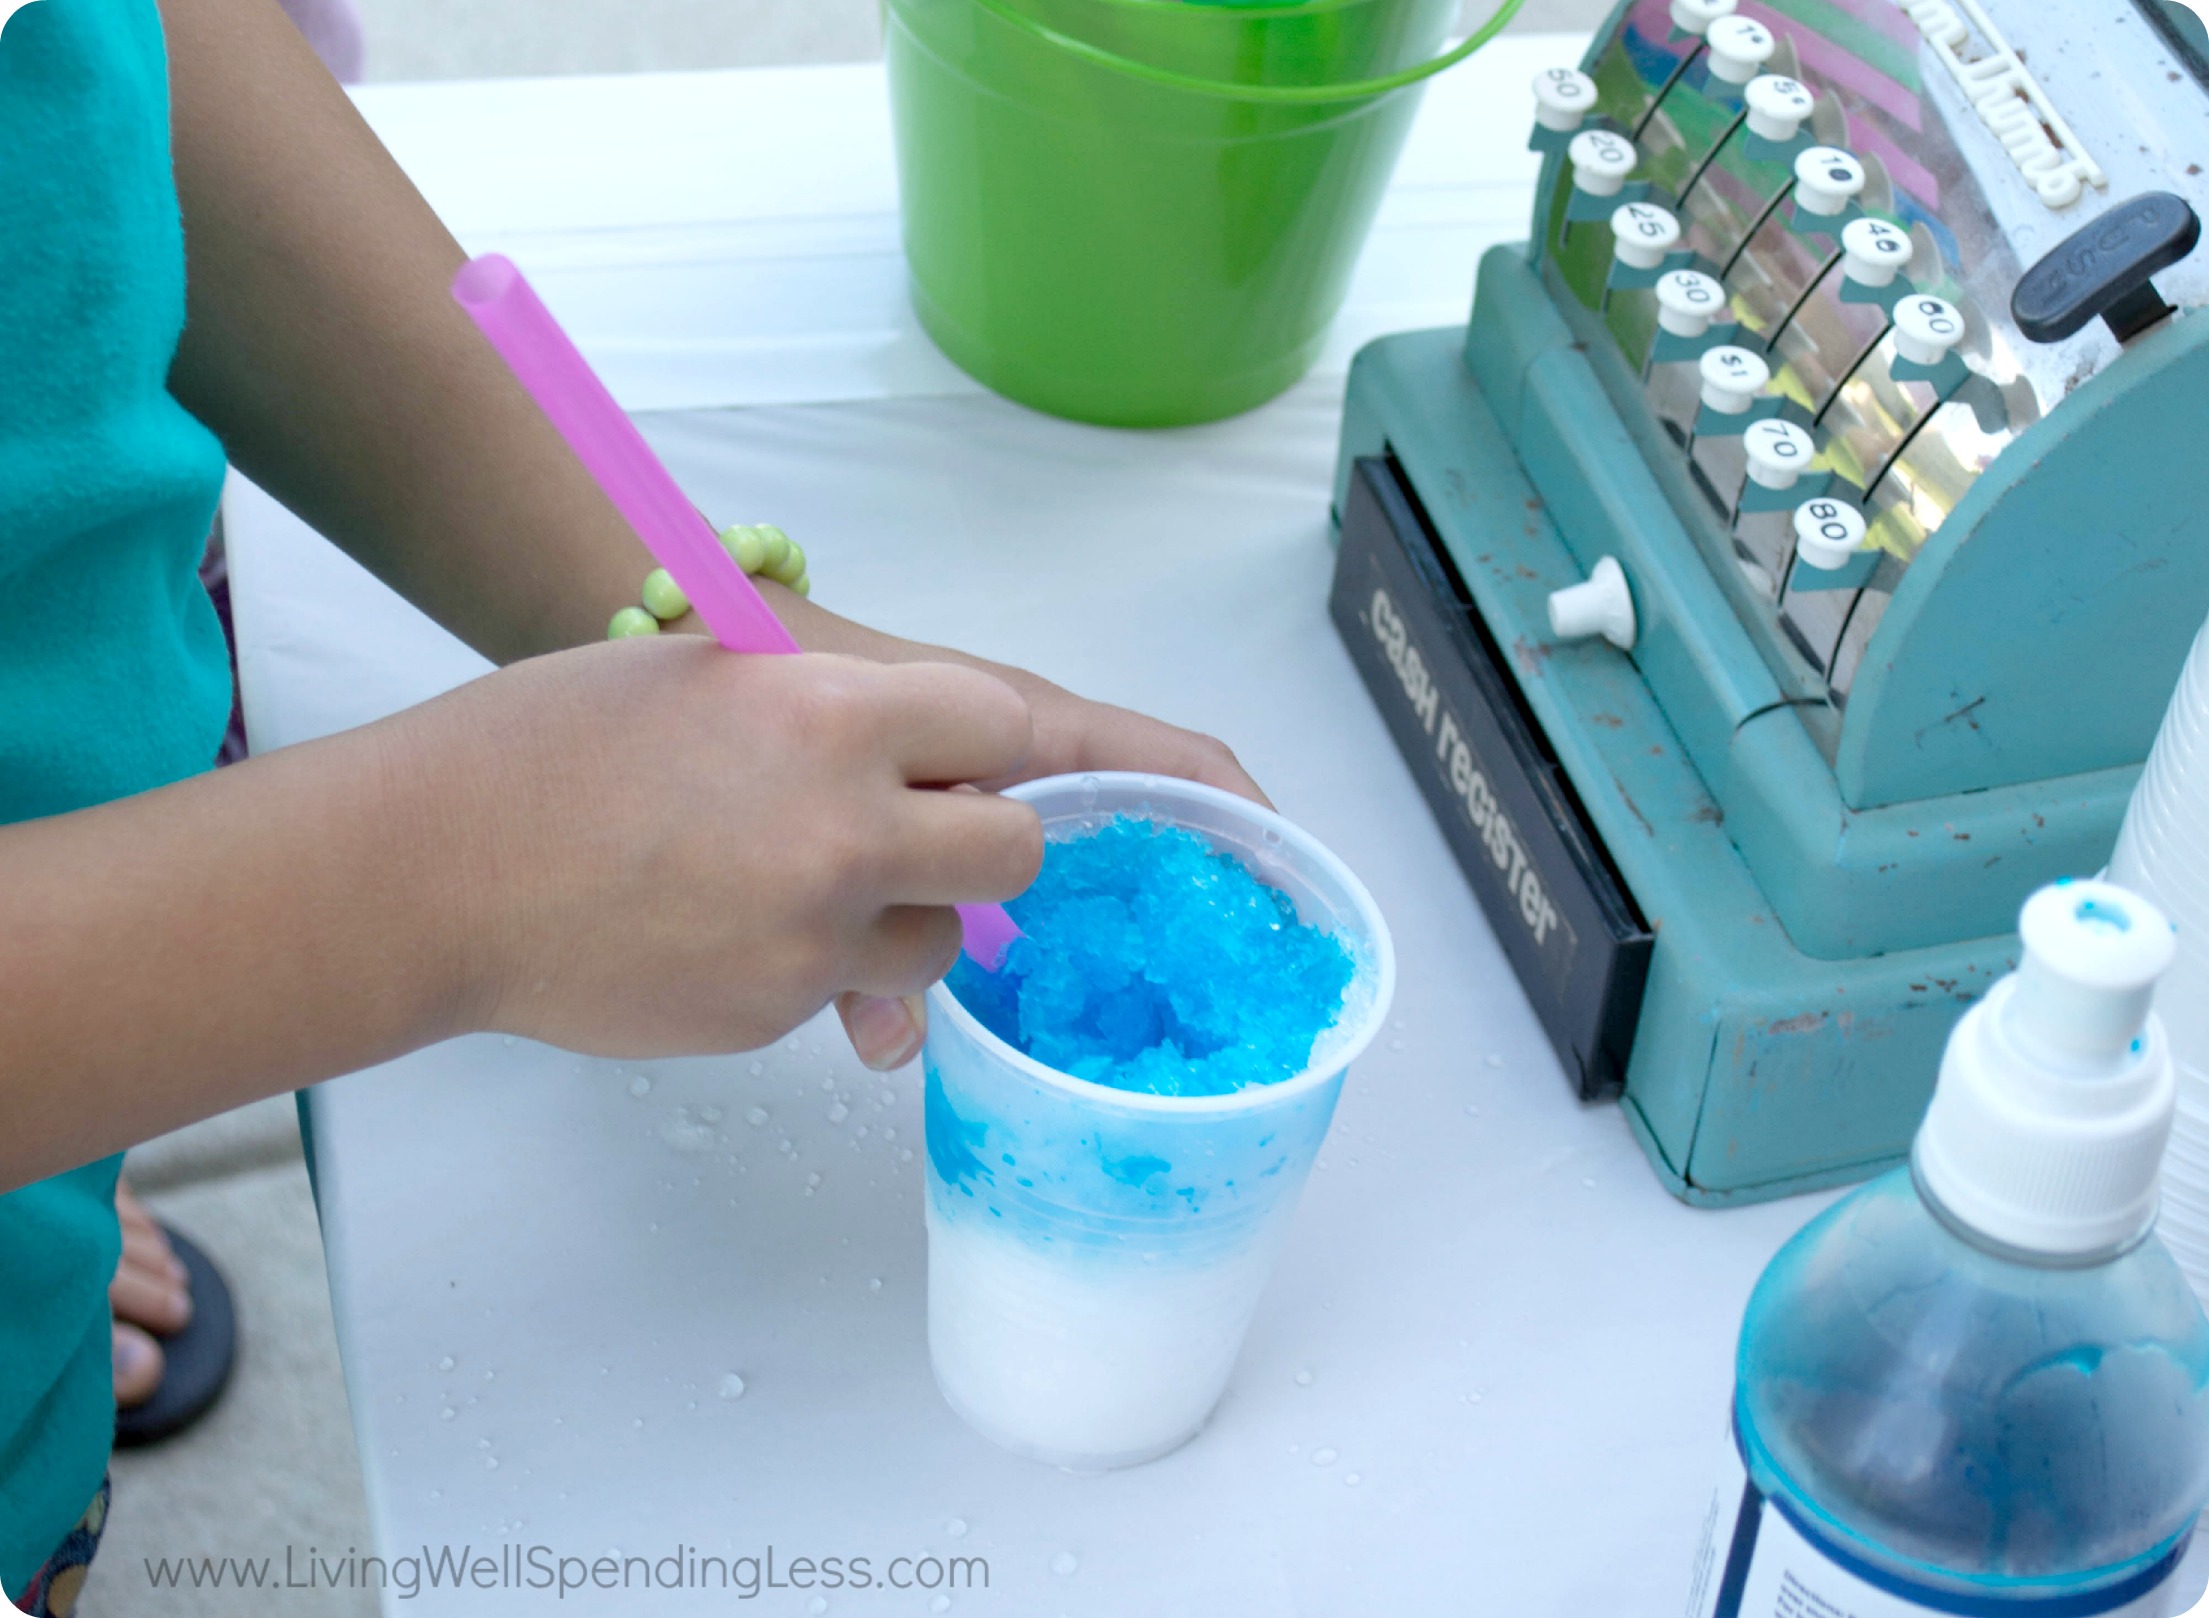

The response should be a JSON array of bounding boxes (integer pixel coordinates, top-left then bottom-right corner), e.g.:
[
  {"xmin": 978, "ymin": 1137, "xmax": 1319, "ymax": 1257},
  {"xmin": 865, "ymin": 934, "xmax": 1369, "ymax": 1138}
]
[{"xmin": 945, "ymin": 814, "xmax": 1356, "ymax": 1097}]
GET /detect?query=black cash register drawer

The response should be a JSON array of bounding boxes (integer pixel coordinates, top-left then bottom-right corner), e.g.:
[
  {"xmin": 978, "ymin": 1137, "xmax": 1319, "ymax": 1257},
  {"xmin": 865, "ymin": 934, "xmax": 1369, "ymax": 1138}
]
[{"xmin": 1330, "ymin": 455, "xmax": 1652, "ymax": 1100}]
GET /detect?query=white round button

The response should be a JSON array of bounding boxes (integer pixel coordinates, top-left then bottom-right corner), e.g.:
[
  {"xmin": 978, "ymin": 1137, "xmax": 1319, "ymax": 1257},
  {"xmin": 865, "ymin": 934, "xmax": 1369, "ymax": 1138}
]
[
  {"xmin": 1699, "ymin": 344, "xmax": 1771, "ymax": 414},
  {"xmin": 1794, "ymin": 497, "xmax": 1867, "ymax": 570},
  {"xmin": 1793, "ymin": 146, "xmax": 1866, "ymax": 216},
  {"xmin": 1610, "ymin": 201, "xmax": 1683, "ymax": 270},
  {"xmin": 1841, "ymin": 217, "xmax": 1913, "ymax": 287},
  {"xmin": 1705, "ymin": 15, "xmax": 1777, "ymax": 83},
  {"xmin": 1532, "ymin": 67, "xmax": 1598, "ymax": 133},
  {"xmin": 1743, "ymin": 74, "xmax": 1815, "ymax": 141},
  {"xmin": 1891, "ymin": 293, "xmax": 1966, "ymax": 365},
  {"xmin": 1744, "ymin": 418, "xmax": 1818, "ymax": 490},
  {"xmin": 1669, "ymin": 0, "xmax": 1737, "ymax": 35},
  {"xmin": 1656, "ymin": 268, "xmax": 1727, "ymax": 337},
  {"xmin": 1547, "ymin": 556, "xmax": 1637, "ymax": 651},
  {"xmin": 1568, "ymin": 129, "xmax": 1637, "ymax": 197}
]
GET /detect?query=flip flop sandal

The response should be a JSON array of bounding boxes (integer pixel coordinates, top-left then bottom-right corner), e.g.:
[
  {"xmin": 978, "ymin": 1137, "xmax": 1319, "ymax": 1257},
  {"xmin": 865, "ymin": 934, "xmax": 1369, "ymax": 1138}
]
[{"xmin": 113, "ymin": 1225, "xmax": 237, "ymax": 1448}]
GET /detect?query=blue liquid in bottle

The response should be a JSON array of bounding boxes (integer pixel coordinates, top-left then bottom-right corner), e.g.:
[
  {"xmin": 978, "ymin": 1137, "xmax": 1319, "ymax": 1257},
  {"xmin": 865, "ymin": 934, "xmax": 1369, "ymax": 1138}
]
[{"xmin": 1689, "ymin": 883, "xmax": 2209, "ymax": 1617}]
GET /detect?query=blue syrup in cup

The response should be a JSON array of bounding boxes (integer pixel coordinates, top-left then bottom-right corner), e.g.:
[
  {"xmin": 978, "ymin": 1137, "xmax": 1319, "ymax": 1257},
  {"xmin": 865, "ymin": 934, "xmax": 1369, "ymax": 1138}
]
[{"xmin": 923, "ymin": 773, "xmax": 1395, "ymax": 1471}]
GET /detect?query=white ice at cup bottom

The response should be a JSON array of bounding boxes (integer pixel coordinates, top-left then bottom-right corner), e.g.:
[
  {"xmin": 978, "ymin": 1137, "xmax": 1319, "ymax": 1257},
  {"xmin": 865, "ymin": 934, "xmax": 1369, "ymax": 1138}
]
[{"xmin": 925, "ymin": 1200, "xmax": 1278, "ymax": 1469}]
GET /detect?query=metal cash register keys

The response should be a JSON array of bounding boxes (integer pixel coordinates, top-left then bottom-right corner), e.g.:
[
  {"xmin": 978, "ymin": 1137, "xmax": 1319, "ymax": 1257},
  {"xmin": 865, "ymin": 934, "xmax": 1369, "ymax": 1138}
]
[{"xmin": 1331, "ymin": 0, "xmax": 2209, "ymax": 1203}]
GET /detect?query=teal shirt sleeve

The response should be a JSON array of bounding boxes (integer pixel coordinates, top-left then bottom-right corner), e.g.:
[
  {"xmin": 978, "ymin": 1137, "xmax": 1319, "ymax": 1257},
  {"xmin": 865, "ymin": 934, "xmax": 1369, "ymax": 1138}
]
[{"xmin": 0, "ymin": 0, "xmax": 236, "ymax": 1589}]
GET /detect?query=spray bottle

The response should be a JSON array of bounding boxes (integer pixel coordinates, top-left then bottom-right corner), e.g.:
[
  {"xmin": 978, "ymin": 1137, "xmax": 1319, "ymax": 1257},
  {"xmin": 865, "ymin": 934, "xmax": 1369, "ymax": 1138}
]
[{"xmin": 1686, "ymin": 880, "xmax": 2209, "ymax": 1618}]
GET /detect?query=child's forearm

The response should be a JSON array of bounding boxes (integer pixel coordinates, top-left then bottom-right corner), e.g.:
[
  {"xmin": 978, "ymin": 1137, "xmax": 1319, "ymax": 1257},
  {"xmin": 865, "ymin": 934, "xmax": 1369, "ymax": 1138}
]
[
  {"xmin": 162, "ymin": 0, "xmax": 654, "ymax": 664},
  {"xmin": 0, "ymin": 719, "xmax": 479, "ymax": 1191},
  {"xmin": 158, "ymin": 0, "xmax": 1009, "ymax": 678}
]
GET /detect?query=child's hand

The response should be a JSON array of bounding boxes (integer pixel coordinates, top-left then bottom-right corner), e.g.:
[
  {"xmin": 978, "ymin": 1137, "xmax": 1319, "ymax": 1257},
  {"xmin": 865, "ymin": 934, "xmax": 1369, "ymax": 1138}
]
[
  {"xmin": 825, "ymin": 673, "xmax": 1268, "ymax": 1070},
  {"xmin": 406, "ymin": 637, "xmax": 1043, "ymax": 1062}
]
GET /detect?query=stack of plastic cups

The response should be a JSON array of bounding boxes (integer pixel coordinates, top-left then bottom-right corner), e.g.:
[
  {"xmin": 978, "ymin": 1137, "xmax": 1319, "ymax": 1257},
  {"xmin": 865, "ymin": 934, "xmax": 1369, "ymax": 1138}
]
[{"xmin": 2108, "ymin": 613, "xmax": 2209, "ymax": 1305}]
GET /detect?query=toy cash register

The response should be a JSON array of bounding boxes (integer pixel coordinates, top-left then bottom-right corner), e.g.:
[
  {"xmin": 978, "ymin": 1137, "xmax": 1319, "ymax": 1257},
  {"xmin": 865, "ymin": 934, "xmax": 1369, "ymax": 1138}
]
[{"xmin": 1330, "ymin": 0, "xmax": 2209, "ymax": 1203}]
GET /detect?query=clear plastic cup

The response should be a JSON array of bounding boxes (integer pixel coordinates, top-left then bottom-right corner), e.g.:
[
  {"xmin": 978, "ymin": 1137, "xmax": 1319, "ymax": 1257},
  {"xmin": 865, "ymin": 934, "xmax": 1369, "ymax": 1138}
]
[{"xmin": 921, "ymin": 772, "xmax": 1394, "ymax": 1471}]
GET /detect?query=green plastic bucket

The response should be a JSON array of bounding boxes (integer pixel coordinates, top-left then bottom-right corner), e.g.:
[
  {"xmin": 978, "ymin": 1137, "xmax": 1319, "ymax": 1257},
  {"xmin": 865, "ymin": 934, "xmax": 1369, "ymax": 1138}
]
[{"xmin": 884, "ymin": 0, "xmax": 1522, "ymax": 426}]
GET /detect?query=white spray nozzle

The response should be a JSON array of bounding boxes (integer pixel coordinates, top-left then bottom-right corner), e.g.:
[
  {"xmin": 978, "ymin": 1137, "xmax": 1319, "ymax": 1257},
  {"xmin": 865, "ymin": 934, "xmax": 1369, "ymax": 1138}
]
[
  {"xmin": 1916, "ymin": 878, "xmax": 2180, "ymax": 1259},
  {"xmin": 2007, "ymin": 881, "xmax": 2177, "ymax": 1073}
]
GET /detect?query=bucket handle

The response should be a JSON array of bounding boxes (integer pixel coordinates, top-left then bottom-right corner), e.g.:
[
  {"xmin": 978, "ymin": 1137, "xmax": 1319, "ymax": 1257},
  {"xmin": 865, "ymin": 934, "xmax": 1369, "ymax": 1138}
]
[{"xmin": 958, "ymin": 0, "xmax": 1529, "ymax": 106}]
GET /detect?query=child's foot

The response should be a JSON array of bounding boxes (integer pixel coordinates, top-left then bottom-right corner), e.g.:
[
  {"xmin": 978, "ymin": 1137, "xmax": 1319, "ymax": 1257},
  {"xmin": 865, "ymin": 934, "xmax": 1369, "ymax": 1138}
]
[{"xmin": 111, "ymin": 1181, "xmax": 191, "ymax": 1408}]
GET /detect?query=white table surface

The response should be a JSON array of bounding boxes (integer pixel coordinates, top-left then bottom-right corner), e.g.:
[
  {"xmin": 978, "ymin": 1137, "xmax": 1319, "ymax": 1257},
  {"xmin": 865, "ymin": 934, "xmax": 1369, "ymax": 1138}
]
[{"xmin": 227, "ymin": 41, "xmax": 1856, "ymax": 1618}]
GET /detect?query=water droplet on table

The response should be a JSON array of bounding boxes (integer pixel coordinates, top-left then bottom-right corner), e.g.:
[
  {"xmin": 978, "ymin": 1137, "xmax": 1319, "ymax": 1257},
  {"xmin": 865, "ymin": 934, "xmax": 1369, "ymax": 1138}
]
[
  {"xmin": 629, "ymin": 1074, "xmax": 651, "ymax": 1097},
  {"xmin": 1294, "ymin": 1368, "xmax": 1314, "ymax": 1387},
  {"xmin": 1485, "ymin": 1053, "xmax": 1505, "ymax": 1069},
  {"xmin": 438, "ymin": 1355, "xmax": 455, "ymax": 1372},
  {"xmin": 946, "ymin": 1518, "xmax": 967, "ymax": 1538},
  {"xmin": 1344, "ymin": 1472, "xmax": 1363, "ymax": 1487},
  {"xmin": 746, "ymin": 1106, "xmax": 770, "ymax": 1127},
  {"xmin": 502, "ymin": 1036, "xmax": 517, "ymax": 1048},
  {"xmin": 633, "ymin": 1417, "xmax": 644, "ymax": 1429},
  {"xmin": 700, "ymin": 1105, "xmax": 722, "ymax": 1124},
  {"xmin": 828, "ymin": 1102, "xmax": 849, "ymax": 1123},
  {"xmin": 929, "ymin": 1597, "xmax": 951, "ymax": 1614},
  {"xmin": 809, "ymin": 1598, "xmax": 829, "ymax": 1615},
  {"xmin": 485, "ymin": 1456, "xmax": 499, "ymax": 1470},
  {"xmin": 1582, "ymin": 1177, "xmax": 1597, "ymax": 1189},
  {"xmin": 1310, "ymin": 1447, "xmax": 1337, "ymax": 1467},
  {"xmin": 879, "ymin": 1089, "xmax": 896, "ymax": 1107},
  {"xmin": 477, "ymin": 1437, "xmax": 490, "ymax": 1449},
  {"xmin": 750, "ymin": 1060, "xmax": 765, "ymax": 1077},
  {"xmin": 807, "ymin": 1172, "xmax": 822, "ymax": 1188},
  {"xmin": 439, "ymin": 1407, "xmax": 456, "ymax": 1422},
  {"xmin": 718, "ymin": 1372, "xmax": 747, "ymax": 1400},
  {"xmin": 1387, "ymin": 1037, "xmax": 1405, "ymax": 1052},
  {"xmin": 1050, "ymin": 1552, "xmax": 1079, "ymax": 1577},
  {"xmin": 899, "ymin": 1149, "xmax": 914, "ymax": 1162},
  {"xmin": 868, "ymin": 1277, "xmax": 882, "ymax": 1292}
]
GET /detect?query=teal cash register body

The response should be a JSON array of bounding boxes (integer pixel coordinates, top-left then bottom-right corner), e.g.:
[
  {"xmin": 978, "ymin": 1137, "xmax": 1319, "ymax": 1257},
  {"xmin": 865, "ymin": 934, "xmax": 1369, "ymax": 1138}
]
[{"xmin": 1330, "ymin": 0, "xmax": 2209, "ymax": 1202}]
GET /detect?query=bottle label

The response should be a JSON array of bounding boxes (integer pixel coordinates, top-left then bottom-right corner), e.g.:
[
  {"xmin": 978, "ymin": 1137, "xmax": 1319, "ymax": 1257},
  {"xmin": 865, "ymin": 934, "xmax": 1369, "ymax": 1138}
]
[{"xmin": 1685, "ymin": 1423, "xmax": 2187, "ymax": 1618}]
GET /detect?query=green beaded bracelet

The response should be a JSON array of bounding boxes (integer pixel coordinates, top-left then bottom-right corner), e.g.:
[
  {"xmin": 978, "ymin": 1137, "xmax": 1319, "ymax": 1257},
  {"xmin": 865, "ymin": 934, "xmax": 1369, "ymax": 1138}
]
[{"xmin": 606, "ymin": 523, "xmax": 810, "ymax": 640}]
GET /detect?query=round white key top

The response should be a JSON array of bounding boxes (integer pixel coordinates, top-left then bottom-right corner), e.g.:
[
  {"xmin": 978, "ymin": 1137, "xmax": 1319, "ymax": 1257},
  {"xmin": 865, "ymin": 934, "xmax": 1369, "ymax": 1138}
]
[
  {"xmin": 1532, "ymin": 67, "xmax": 1599, "ymax": 133},
  {"xmin": 1743, "ymin": 74, "xmax": 1815, "ymax": 141},
  {"xmin": 1611, "ymin": 201, "xmax": 1683, "ymax": 270},
  {"xmin": 1892, "ymin": 293, "xmax": 1966, "ymax": 365},
  {"xmin": 1699, "ymin": 344, "xmax": 1771, "ymax": 414},
  {"xmin": 1656, "ymin": 268, "xmax": 1727, "ymax": 337},
  {"xmin": 1548, "ymin": 556, "xmax": 1637, "ymax": 651},
  {"xmin": 1706, "ymin": 14, "xmax": 1777, "ymax": 83},
  {"xmin": 1794, "ymin": 496, "xmax": 1868, "ymax": 571},
  {"xmin": 1841, "ymin": 217, "xmax": 1913, "ymax": 287},
  {"xmin": 1793, "ymin": 146, "xmax": 1867, "ymax": 216},
  {"xmin": 1744, "ymin": 418, "xmax": 1818, "ymax": 490},
  {"xmin": 1568, "ymin": 129, "xmax": 1637, "ymax": 197},
  {"xmin": 1669, "ymin": 0, "xmax": 1737, "ymax": 34}
]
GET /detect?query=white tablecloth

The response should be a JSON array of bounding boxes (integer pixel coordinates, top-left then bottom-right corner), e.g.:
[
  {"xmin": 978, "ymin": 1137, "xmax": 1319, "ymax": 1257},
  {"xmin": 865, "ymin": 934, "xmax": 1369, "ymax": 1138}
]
[{"xmin": 228, "ymin": 42, "xmax": 1873, "ymax": 1618}]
